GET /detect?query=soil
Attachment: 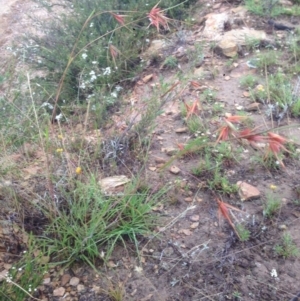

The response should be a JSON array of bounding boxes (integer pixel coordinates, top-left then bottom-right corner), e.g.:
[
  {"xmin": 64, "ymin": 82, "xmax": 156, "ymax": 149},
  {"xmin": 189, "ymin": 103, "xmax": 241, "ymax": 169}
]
[{"xmin": 1, "ymin": 1, "xmax": 300, "ymax": 301}]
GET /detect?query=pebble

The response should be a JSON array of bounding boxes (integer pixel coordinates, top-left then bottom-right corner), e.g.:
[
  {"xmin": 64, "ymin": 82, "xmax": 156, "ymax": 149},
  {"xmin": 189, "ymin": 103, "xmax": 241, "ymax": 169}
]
[
  {"xmin": 169, "ymin": 166, "xmax": 180, "ymax": 174},
  {"xmin": 53, "ymin": 287, "xmax": 65, "ymax": 297},
  {"xmin": 77, "ymin": 284, "xmax": 85, "ymax": 293},
  {"xmin": 61, "ymin": 274, "xmax": 71, "ymax": 286},
  {"xmin": 237, "ymin": 181, "xmax": 261, "ymax": 201},
  {"xmin": 175, "ymin": 127, "xmax": 188, "ymax": 133},
  {"xmin": 69, "ymin": 277, "xmax": 80, "ymax": 286}
]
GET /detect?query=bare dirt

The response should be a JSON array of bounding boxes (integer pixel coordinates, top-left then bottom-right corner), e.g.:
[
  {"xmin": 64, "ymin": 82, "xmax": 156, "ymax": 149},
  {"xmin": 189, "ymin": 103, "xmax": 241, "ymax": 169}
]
[{"xmin": 1, "ymin": 1, "xmax": 300, "ymax": 301}]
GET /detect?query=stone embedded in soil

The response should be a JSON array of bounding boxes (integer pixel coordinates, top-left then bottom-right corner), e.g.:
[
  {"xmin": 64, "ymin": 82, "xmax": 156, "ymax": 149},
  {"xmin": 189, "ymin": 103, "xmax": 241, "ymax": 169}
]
[
  {"xmin": 69, "ymin": 277, "xmax": 80, "ymax": 286},
  {"xmin": 43, "ymin": 277, "xmax": 51, "ymax": 285},
  {"xmin": 189, "ymin": 214, "xmax": 200, "ymax": 222},
  {"xmin": 184, "ymin": 197, "xmax": 193, "ymax": 202},
  {"xmin": 175, "ymin": 127, "xmax": 188, "ymax": 133},
  {"xmin": 169, "ymin": 166, "xmax": 180, "ymax": 174},
  {"xmin": 77, "ymin": 284, "xmax": 85, "ymax": 293},
  {"xmin": 245, "ymin": 102, "xmax": 262, "ymax": 111},
  {"xmin": 237, "ymin": 181, "xmax": 261, "ymax": 201},
  {"xmin": 154, "ymin": 157, "xmax": 166, "ymax": 164},
  {"xmin": 224, "ymin": 75, "xmax": 231, "ymax": 81},
  {"xmin": 53, "ymin": 287, "xmax": 66, "ymax": 297},
  {"xmin": 190, "ymin": 222, "xmax": 199, "ymax": 229},
  {"xmin": 61, "ymin": 274, "xmax": 71, "ymax": 286},
  {"xmin": 164, "ymin": 147, "xmax": 177, "ymax": 156}
]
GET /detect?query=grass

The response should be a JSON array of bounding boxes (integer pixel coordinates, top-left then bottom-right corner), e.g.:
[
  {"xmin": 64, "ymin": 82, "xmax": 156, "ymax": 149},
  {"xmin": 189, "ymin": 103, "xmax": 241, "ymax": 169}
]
[
  {"xmin": 0, "ymin": 234, "xmax": 47, "ymax": 301},
  {"xmin": 244, "ymin": 0, "xmax": 284, "ymax": 17},
  {"xmin": 274, "ymin": 233, "xmax": 300, "ymax": 259},
  {"xmin": 240, "ymin": 74, "xmax": 259, "ymax": 89},
  {"xmin": 263, "ymin": 192, "xmax": 282, "ymax": 218},
  {"xmin": 39, "ymin": 177, "xmax": 167, "ymax": 267},
  {"xmin": 236, "ymin": 224, "xmax": 251, "ymax": 242}
]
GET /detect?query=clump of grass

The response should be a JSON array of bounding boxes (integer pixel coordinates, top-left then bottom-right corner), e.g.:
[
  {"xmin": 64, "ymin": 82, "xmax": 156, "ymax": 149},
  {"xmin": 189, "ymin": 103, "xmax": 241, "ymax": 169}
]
[
  {"xmin": 274, "ymin": 233, "xmax": 300, "ymax": 258},
  {"xmin": 39, "ymin": 177, "xmax": 167, "ymax": 267},
  {"xmin": 263, "ymin": 192, "xmax": 281, "ymax": 218}
]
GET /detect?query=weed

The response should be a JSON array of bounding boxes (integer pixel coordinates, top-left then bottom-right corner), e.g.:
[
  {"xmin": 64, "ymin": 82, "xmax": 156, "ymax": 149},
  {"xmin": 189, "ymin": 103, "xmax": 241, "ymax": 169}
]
[
  {"xmin": 263, "ymin": 192, "xmax": 281, "ymax": 217},
  {"xmin": 236, "ymin": 224, "xmax": 251, "ymax": 242},
  {"xmin": 274, "ymin": 233, "xmax": 300, "ymax": 258}
]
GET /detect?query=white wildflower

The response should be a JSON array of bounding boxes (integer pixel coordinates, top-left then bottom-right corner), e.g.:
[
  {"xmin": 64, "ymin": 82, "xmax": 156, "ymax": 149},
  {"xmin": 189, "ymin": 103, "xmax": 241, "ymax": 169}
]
[
  {"xmin": 90, "ymin": 22, "xmax": 94, "ymax": 28},
  {"xmin": 82, "ymin": 53, "xmax": 88, "ymax": 60},
  {"xmin": 115, "ymin": 85, "xmax": 123, "ymax": 92},
  {"xmin": 111, "ymin": 91, "xmax": 118, "ymax": 98},
  {"xmin": 271, "ymin": 268, "xmax": 278, "ymax": 278},
  {"xmin": 103, "ymin": 67, "xmax": 111, "ymax": 76},
  {"xmin": 92, "ymin": 61, "xmax": 97, "ymax": 65},
  {"xmin": 55, "ymin": 113, "xmax": 63, "ymax": 121}
]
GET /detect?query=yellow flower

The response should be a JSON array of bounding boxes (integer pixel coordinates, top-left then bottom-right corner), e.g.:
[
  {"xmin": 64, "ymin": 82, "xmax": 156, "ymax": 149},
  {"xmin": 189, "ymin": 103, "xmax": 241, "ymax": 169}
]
[
  {"xmin": 76, "ymin": 167, "xmax": 82, "ymax": 175},
  {"xmin": 256, "ymin": 84, "xmax": 265, "ymax": 92},
  {"xmin": 270, "ymin": 184, "xmax": 277, "ymax": 190},
  {"xmin": 56, "ymin": 148, "xmax": 63, "ymax": 153},
  {"xmin": 58, "ymin": 134, "xmax": 63, "ymax": 139}
]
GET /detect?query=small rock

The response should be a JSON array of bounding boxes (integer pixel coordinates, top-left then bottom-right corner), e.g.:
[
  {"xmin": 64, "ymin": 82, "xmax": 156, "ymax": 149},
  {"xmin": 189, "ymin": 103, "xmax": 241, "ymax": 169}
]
[
  {"xmin": 164, "ymin": 147, "xmax": 177, "ymax": 156},
  {"xmin": 69, "ymin": 277, "xmax": 80, "ymax": 286},
  {"xmin": 170, "ymin": 166, "xmax": 180, "ymax": 174},
  {"xmin": 245, "ymin": 102, "xmax": 262, "ymax": 112},
  {"xmin": 61, "ymin": 274, "xmax": 71, "ymax": 286},
  {"xmin": 148, "ymin": 166, "xmax": 157, "ymax": 171},
  {"xmin": 278, "ymin": 224, "xmax": 287, "ymax": 230},
  {"xmin": 53, "ymin": 287, "xmax": 65, "ymax": 297},
  {"xmin": 178, "ymin": 229, "xmax": 192, "ymax": 236},
  {"xmin": 155, "ymin": 157, "xmax": 166, "ymax": 164},
  {"xmin": 175, "ymin": 127, "xmax": 188, "ymax": 133},
  {"xmin": 237, "ymin": 181, "xmax": 260, "ymax": 201},
  {"xmin": 190, "ymin": 222, "xmax": 199, "ymax": 229},
  {"xmin": 189, "ymin": 214, "xmax": 200, "ymax": 222},
  {"xmin": 184, "ymin": 197, "xmax": 193, "ymax": 202},
  {"xmin": 243, "ymin": 91, "xmax": 250, "ymax": 98},
  {"xmin": 43, "ymin": 278, "xmax": 51, "ymax": 285},
  {"xmin": 218, "ymin": 39, "xmax": 238, "ymax": 57},
  {"xmin": 77, "ymin": 284, "xmax": 85, "ymax": 293},
  {"xmin": 224, "ymin": 75, "xmax": 231, "ymax": 81},
  {"xmin": 142, "ymin": 74, "xmax": 153, "ymax": 83}
]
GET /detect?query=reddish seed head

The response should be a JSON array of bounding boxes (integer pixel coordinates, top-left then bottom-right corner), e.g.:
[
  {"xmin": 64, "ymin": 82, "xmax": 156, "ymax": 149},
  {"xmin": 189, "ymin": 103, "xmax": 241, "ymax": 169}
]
[
  {"xmin": 238, "ymin": 128, "xmax": 264, "ymax": 142},
  {"xmin": 110, "ymin": 13, "xmax": 127, "ymax": 26},
  {"xmin": 148, "ymin": 3, "xmax": 170, "ymax": 32}
]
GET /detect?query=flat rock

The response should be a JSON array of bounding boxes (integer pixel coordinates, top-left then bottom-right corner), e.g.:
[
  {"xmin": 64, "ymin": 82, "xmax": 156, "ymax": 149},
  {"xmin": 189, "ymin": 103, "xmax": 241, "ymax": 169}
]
[
  {"xmin": 245, "ymin": 102, "xmax": 262, "ymax": 112},
  {"xmin": 53, "ymin": 287, "xmax": 66, "ymax": 297},
  {"xmin": 164, "ymin": 147, "xmax": 177, "ymax": 156},
  {"xmin": 237, "ymin": 181, "xmax": 260, "ymax": 201},
  {"xmin": 175, "ymin": 127, "xmax": 188, "ymax": 133},
  {"xmin": 77, "ymin": 284, "xmax": 85, "ymax": 293},
  {"xmin": 217, "ymin": 28, "xmax": 267, "ymax": 57},
  {"xmin": 169, "ymin": 166, "xmax": 180, "ymax": 174},
  {"xmin": 69, "ymin": 276, "xmax": 80, "ymax": 286}
]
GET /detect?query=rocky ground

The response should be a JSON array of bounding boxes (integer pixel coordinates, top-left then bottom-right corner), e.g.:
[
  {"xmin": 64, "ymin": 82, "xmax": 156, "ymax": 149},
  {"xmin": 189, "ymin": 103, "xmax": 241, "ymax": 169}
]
[{"xmin": 1, "ymin": 0, "xmax": 300, "ymax": 301}]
